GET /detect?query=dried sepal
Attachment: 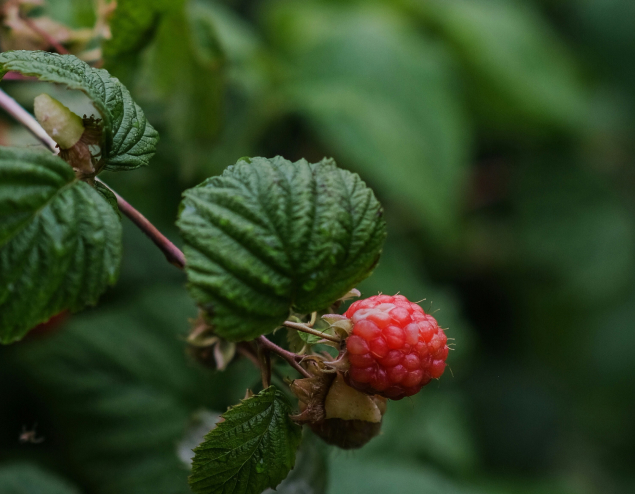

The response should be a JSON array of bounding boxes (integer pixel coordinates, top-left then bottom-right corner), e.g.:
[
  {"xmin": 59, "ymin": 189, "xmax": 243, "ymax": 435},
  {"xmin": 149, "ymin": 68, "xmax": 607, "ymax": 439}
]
[
  {"xmin": 290, "ymin": 359, "xmax": 335, "ymax": 424},
  {"xmin": 59, "ymin": 115, "xmax": 104, "ymax": 179},
  {"xmin": 321, "ymin": 313, "xmax": 353, "ymax": 337},
  {"xmin": 187, "ymin": 312, "xmax": 236, "ymax": 371},
  {"xmin": 291, "ymin": 368, "xmax": 387, "ymax": 450},
  {"xmin": 339, "ymin": 288, "xmax": 361, "ymax": 302}
]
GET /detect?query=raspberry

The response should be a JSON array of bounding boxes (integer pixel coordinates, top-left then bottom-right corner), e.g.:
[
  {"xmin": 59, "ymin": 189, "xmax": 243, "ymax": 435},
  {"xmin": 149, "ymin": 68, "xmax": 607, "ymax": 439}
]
[{"xmin": 344, "ymin": 294, "xmax": 448, "ymax": 400}]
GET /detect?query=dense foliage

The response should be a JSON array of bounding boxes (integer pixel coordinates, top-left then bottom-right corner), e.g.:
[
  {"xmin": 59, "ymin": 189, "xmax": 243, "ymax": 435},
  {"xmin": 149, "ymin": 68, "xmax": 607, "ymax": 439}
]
[{"xmin": 1, "ymin": 0, "xmax": 634, "ymax": 493}]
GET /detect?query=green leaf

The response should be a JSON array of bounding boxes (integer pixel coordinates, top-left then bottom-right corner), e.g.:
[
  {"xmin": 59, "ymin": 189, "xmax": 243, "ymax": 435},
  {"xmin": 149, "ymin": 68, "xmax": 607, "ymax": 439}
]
[
  {"xmin": 264, "ymin": 431, "xmax": 328, "ymax": 494},
  {"xmin": 134, "ymin": 0, "xmax": 225, "ymax": 180},
  {"xmin": 7, "ymin": 287, "xmax": 205, "ymax": 494},
  {"xmin": 0, "ymin": 147, "xmax": 122, "ymax": 344},
  {"xmin": 0, "ymin": 463, "xmax": 81, "ymax": 494},
  {"xmin": 189, "ymin": 386, "xmax": 302, "ymax": 494},
  {"xmin": 265, "ymin": 2, "xmax": 470, "ymax": 238},
  {"xmin": 95, "ymin": 180, "xmax": 121, "ymax": 217},
  {"xmin": 0, "ymin": 50, "xmax": 159, "ymax": 171},
  {"xmin": 408, "ymin": 0, "xmax": 591, "ymax": 133},
  {"xmin": 177, "ymin": 156, "xmax": 387, "ymax": 341},
  {"xmin": 103, "ymin": 0, "xmax": 177, "ymax": 64}
]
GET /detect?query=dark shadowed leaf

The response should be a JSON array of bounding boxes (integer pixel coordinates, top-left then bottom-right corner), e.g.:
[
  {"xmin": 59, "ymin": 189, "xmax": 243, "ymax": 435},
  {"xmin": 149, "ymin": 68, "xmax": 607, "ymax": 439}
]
[
  {"xmin": 0, "ymin": 147, "xmax": 121, "ymax": 344},
  {"xmin": 0, "ymin": 463, "xmax": 81, "ymax": 494},
  {"xmin": 10, "ymin": 287, "xmax": 204, "ymax": 494}
]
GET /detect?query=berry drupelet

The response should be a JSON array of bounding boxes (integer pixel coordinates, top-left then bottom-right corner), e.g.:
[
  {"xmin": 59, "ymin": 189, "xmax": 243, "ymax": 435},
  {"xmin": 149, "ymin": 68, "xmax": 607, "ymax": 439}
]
[{"xmin": 344, "ymin": 294, "xmax": 448, "ymax": 400}]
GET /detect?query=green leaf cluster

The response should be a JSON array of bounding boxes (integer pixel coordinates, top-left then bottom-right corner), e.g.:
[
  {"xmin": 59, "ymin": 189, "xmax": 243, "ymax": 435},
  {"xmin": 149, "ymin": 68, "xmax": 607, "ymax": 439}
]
[
  {"xmin": 0, "ymin": 148, "xmax": 121, "ymax": 343},
  {"xmin": 177, "ymin": 156, "xmax": 386, "ymax": 341},
  {"xmin": 189, "ymin": 386, "xmax": 302, "ymax": 494},
  {"xmin": 0, "ymin": 50, "xmax": 159, "ymax": 171}
]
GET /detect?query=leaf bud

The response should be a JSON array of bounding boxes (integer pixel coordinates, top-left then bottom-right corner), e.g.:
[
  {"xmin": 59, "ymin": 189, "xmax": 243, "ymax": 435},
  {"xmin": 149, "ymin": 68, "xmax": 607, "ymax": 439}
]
[{"xmin": 34, "ymin": 93, "xmax": 84, "ymax": 149}]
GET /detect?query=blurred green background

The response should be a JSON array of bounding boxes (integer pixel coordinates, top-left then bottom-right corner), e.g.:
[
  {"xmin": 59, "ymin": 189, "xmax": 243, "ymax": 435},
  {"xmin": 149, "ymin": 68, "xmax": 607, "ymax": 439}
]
[{"xmin": 1, "ymin": 0, "xmax": 635, "ymax": 493}]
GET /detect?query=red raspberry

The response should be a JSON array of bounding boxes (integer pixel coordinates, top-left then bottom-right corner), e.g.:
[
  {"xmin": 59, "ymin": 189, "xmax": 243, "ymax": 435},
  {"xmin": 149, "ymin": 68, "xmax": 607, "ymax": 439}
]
[{"xmin": 344, "ymin": 294, "xmax": 448, "ymax": 400}]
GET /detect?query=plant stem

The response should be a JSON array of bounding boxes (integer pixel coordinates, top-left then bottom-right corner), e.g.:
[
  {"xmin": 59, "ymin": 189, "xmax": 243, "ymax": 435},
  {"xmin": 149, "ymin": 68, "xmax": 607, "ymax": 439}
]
[
  {"xmin": 236, "ymin": 342, "xmax": 260, "ymax": 367},
  {"xmin": 0, "ymin": 87, "xmax": 187, "ymax": 271},
  {"xmin": 0, "ymin": 88, "xmax": 57, "ymax": 152},
  {"xmin": 257, "ymin": 344, "xmax": 272, "ymax": 388},
  {"xmin": 3, "ymin": 73, "xmax": 37, "ymax": 81},
  {"xmin": 21, "ymin": 15, "xmax": 70, "ymax": 55},
  {"xmin": 96, "ymin": 180, "xmax": 186, "ymax": 269},
  {"xmin": 256, "ymin": 336, "xmax": 311, "ymax": 378},
  {"xmin": 283, "ymin": 320, "xmax": 341, "ymax": 343}
]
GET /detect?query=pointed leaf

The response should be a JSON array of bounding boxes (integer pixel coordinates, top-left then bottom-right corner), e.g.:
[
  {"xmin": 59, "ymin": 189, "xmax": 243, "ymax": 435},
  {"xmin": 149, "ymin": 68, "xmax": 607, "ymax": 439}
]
[
  {"xmin": 177, "ymin": 156, "xmax": 386, "ymax": 341},
  {"xmin": 0, "ymin": 50, "xmax": 159, "ymax": 171},
  {"xmin": 0, "ymin": 147, "xmax": 122, "ymax": 343},
  {"xmin": 189, "ymin": 386, "xmax": 302, "ymax": 494}
]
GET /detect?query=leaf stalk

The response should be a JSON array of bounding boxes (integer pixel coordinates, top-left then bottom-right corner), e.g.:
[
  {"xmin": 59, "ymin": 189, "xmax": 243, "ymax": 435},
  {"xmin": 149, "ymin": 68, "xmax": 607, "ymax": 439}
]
[
  {"xmin": 257, "ymin": 336, "xmax": 311, "ymax": 378},
  {"xmin": 0, "ymin": 88, "xmax": 187, "ymax": 270},
  {"xmin": 283, "ymin": 320, "xmax": 341, "ymax": 343}
]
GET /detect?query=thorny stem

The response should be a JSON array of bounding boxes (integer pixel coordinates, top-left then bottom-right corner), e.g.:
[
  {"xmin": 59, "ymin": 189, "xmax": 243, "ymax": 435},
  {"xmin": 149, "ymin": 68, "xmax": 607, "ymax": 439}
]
[
  {"xmin": 0, "ymin": 87, "xmax": 187, "ymax": 270},
  {"xmin": 257, "ymin": 336, "xmax": 311, "ymax": 378},
  {"xmin": 283, "ymin": 320, "xmax": 341, "ymax": 343}
]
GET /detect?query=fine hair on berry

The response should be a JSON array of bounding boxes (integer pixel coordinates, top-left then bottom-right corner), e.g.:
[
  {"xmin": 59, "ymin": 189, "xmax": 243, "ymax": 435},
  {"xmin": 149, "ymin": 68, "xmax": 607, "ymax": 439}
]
[{"xmin": 344, "ymin": 294, "xmax": 449, "ymax": 400}]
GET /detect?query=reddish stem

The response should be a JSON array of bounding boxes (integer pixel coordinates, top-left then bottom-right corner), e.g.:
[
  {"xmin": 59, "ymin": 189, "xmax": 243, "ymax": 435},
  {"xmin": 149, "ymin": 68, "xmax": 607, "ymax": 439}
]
[
  {"xmin": 257, "ymin": 336, "xmax": 310, "ymax": 378},
  {"xmin": 98, "ymin": 181, "xmax": 186, "ymax": 270},
  {"xmin": 3, "ymin": 72, "xmax": 37, "ymax": 81},
  {"xmin": 21, "ymin": 15, "xmax": 70, "ymax": 55}
]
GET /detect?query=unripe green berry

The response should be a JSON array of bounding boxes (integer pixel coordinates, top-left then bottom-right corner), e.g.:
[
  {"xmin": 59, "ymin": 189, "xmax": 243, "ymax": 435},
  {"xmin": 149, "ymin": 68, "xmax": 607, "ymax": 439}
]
[{"xmin": 34, "ymin": 94, "xmax": 84, "ymax": 149}]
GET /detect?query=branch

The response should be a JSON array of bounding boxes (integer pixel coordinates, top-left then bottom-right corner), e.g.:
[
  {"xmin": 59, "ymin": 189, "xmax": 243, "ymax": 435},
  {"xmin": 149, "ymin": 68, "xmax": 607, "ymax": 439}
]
[
  {"xmin": 257, "ymin": 344, "xmax": 272, "ymax": 388},
  {"xmin": 0, "ymin": 87, "xmax": 187, "ymax": 271},
  {"xmin": 0, "ymin": 88, "xmax": 57, "ymax": 152},
  {"xmin": 283, "ymin": 320, "xmax": 341, "ymax": 343},
  {"xmin": 256, "ymin": 336, "xmax": 311, "ymax": 378},
  {"xmin": 97, "ymin": 180, "xmax": 186, "ymax": 269},
  {"xmin": 20, "ymin": 15, "xmax": 70, "ymax": 55}
]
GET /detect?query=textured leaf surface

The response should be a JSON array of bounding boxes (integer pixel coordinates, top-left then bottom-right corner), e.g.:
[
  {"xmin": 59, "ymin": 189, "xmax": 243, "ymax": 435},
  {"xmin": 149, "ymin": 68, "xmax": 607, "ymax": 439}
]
[
  {"xmin": 0, "ymin": 50, "xmax": 159, "ymax": 170},
  {"xmin": 265, "ymin": 2, "xmax": 469, "ymax": 237},
  {"xmin": 0, "ymin": 147, "xmax": 122, "ymax": 344},
  {"xmin": 0, "ymin": 464, "xmax": 81, "ymax": 494},
  {"xmin": 177, "ymin": 156, "xmax": 386, "ymax": 341},
  {"xmin": 264, "ymin": 431, "xmax": 328, "ymax": 494},
  {"xmin": 189, "ymin": 386, "xmax": 302, "ymax": 494}
]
